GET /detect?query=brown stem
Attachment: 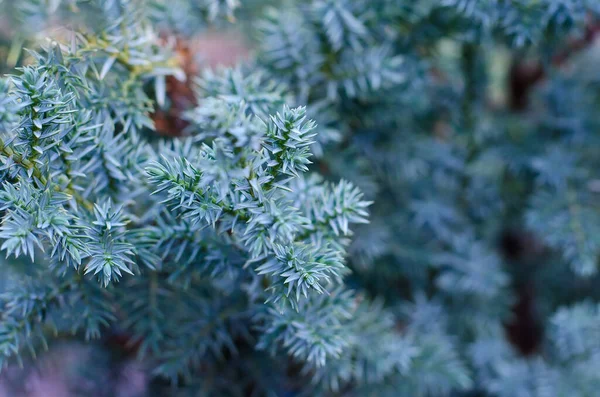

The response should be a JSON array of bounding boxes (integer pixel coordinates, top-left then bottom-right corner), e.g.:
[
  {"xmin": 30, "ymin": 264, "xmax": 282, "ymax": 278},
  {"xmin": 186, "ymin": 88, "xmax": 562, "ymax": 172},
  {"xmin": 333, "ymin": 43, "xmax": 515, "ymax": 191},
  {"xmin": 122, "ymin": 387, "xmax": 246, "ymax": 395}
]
[{"xmin": 509, "ymin": 22, "xmax": 600, "ymax": 111}]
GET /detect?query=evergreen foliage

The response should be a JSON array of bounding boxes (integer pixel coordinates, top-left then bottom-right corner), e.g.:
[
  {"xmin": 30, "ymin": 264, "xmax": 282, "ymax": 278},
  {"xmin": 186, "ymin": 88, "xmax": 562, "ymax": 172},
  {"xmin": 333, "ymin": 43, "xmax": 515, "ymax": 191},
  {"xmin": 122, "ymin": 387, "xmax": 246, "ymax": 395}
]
[{"xmin": 2, "ymin": 0, "xmax": 600, "ymax": 396}]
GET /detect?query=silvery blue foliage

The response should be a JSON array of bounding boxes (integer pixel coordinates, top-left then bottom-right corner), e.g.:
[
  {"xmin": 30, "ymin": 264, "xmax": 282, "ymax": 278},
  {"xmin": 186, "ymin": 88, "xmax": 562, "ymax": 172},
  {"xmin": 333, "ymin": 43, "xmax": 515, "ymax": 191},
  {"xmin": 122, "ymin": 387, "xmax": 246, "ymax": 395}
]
[{"xmin": 2, "ymin": 0, "xmax": 600, "ymax": 396}]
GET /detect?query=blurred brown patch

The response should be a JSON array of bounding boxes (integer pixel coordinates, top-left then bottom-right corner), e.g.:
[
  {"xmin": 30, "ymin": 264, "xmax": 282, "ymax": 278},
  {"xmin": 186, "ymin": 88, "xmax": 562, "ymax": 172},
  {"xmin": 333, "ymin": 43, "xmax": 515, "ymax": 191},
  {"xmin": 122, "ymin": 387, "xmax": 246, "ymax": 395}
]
[
  {"xmin": 509, "ymin": 21, "xmax": 600, "ymax": 111},
  {"xmin": 152, "ymin": 32, "xmax": 249, "ymax": 137},
  {"xmin": 505, "ymin": 284, "xmax": 543, "ymax": 356}
]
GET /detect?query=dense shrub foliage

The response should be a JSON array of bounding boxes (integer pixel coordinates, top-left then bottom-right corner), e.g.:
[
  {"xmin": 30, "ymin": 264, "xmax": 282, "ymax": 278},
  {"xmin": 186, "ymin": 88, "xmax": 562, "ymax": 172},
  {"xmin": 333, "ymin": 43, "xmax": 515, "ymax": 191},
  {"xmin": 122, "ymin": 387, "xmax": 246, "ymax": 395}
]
[{"xmin": 2, "ymin": 1, "xmax": 600, "ymax": 396}]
